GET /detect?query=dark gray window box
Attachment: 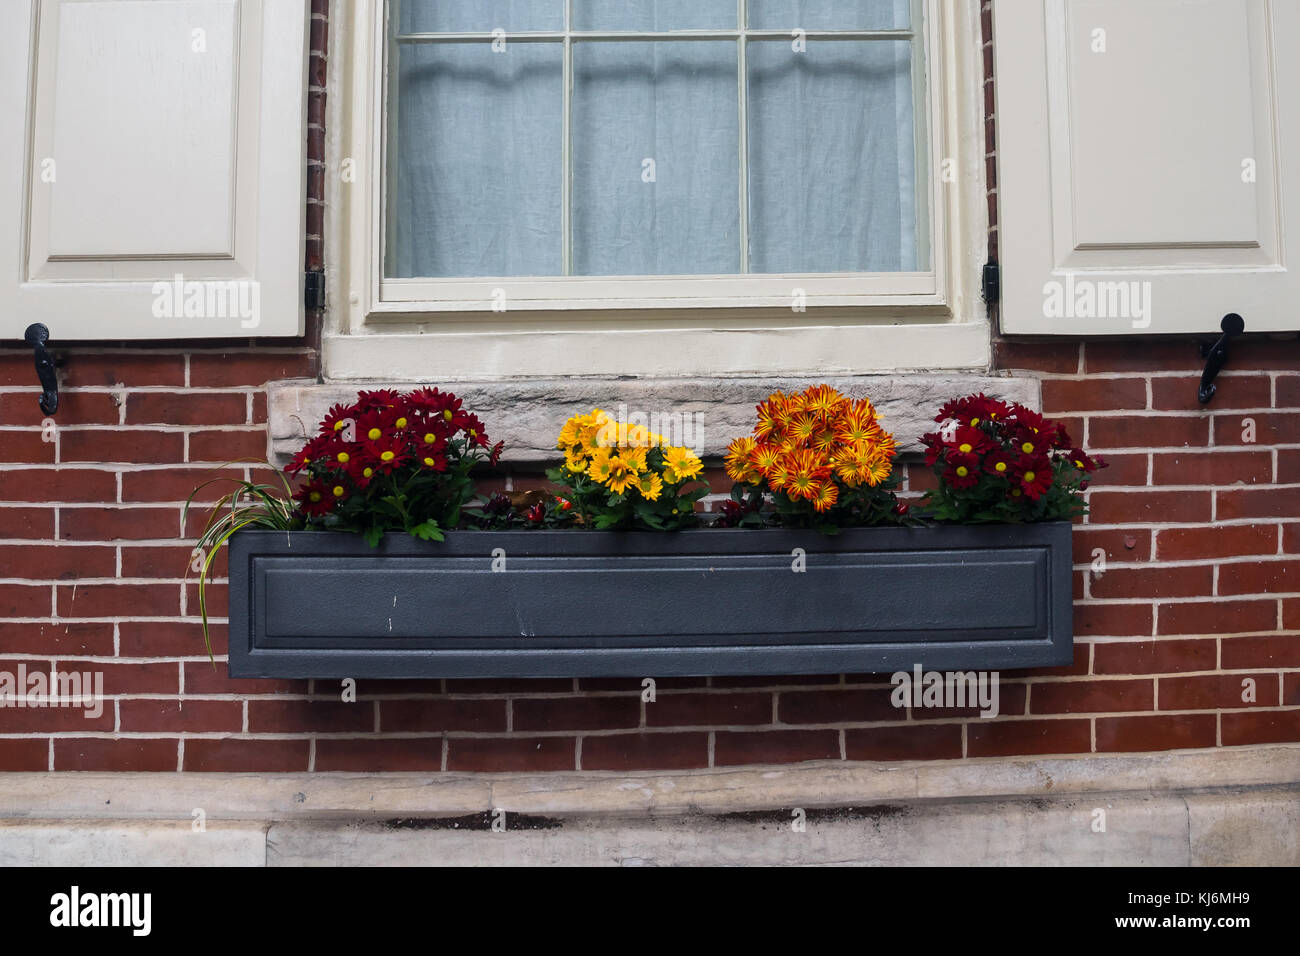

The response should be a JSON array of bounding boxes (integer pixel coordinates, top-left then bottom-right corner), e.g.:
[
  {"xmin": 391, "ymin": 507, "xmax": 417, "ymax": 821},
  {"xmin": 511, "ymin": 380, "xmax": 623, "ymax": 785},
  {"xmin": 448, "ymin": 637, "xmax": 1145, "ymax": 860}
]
[{"xmin": 227, "ymin": 522, "xmax": 1074, "ymax": 679}]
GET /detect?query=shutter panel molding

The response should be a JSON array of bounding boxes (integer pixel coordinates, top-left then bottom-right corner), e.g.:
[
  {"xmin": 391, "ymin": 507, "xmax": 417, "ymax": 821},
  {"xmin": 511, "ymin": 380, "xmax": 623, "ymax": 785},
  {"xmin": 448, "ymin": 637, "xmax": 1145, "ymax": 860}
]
[
  {"xmin": 994, "ymin": 0, "xmax": 1300, "ymax": 334},
  {"xmin": 1, "ymin": 0, "xmax": 308, "ymax": 340}
]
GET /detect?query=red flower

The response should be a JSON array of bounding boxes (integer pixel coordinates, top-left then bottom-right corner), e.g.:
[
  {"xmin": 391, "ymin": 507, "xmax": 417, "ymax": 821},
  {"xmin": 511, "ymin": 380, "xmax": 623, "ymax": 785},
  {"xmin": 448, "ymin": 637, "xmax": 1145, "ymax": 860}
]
[
  {"xmin": 920, "ymin": 431, "xmax": 946, "ymax": 466},
  {"xmin": 944, "ymin": 452, "xmax": 981, "ymax": 489},
  {"xmin": 355, "ymin": 389, "xmax": 402, "ymax": 412},
  {"xmin": 525, "ymin": 502, "xmax": 546, "ymax": 525},
  {"xmin": 416, "ymin": 449, "xmax": 448, "ymax": 472},
  {"xmin": 294, "ymin": 478, "xmax": 334, "ymax": 517},
  {"xmin": 461, "ymin": 413, "xmax": 490, "ymax": 448},
  {"xmin": 1012, "ymin": 454, "xmax": 1054, "ymax": 500},
  {"xmin": 361, "ymin": 435, "xmax": 410, "ymax": 475},
  {"xmin": 1068, "ymin": 448, "xmax": 1105, "ymax": 473},
  {"xmin": 983, "ymin": 448, "xmax": 1015, "ymax": 478},
  {"xmin": 950, "ymin": 425, "xmax": 993, "ymax": 456},
  {"xmin": 319, "ymin": 402, "xmax": 359, "ymax": 437},
  {"xmin": 490, "ymin": 440, "xmax": 505, "ymax": 467},
  {"xmin": 286, "ymin": 433, "xmax": 335, "ymax": 475},
  {"xmin": 936, "ymin": 393, "xmax": 1010, "ymax": 427},
  {"xmin": 893, "ymin": 501, "xmax": 910, "ymax": 516},
  {"xmin": 345, "ymin": 457, "xmax": 379, "ymax": 489}
]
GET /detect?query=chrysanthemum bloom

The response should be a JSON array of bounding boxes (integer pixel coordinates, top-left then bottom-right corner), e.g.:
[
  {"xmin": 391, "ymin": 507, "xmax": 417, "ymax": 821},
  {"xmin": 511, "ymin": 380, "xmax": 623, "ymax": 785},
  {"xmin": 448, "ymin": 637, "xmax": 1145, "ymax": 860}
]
[
  {"xmin": 951, "ymin": 424, "xmax": 993, "ymax": 456},
  {"xmin": 1013, "ymin": 454, "xmax": 1055, "ymax": 500},
  {"xmin": 294, "ymin": 479, "xmax": 334, "ymax": 516},
  {"xmin": 362, "ymin": 435, "xmax": 410, "ymax": 475},
  {"xmin": 983, "ymin": 449, "xmax": 1015, "ymax": 477},
  {"xmin": 661, "ymin": 446, "xmax": 703, "ymax": 484},
  {"xmin": 637, "ymin": 472, "xmax": 664, "ymax": 501},
  {"xmin": 345, "ymin": 458, "xmax": 377, "ymax": 489},
  {"xmin": 604, "ymin": 456, "xmax": 637, "ymax": 494},
  {"xmin": 944, "ymin": 452, "xmax": 981, "ymax": 489},
  {"xmin": 286, "ymin": 433, "xmax": 334, "ymax": 475},
  {"xmin": 811, "ymin": 480, "xmax": 840, "ymax": 513},
  {"xmin": 724, "ymin": 437, "xmax": 759, "ymax": 482},
  {"xmin": 320, "ymin": 402, "xmax": 358, "ymax": 435},
  {"xmin": 356, "ymin": 407, "xmax": 398, "ymax": 443},
  {"xmin": 785, "ymin": 449, "xmax": 831, "ymax": 500},
  {"xmin": 586, "ymin": 447, "xmax": 616, "ymax": 483},
  {"xmin": 803, "ymin": 383, "xmax": 848, "ymax": 418},
  {"xmin": 355, "ymin": 388, "xmax": 401, "ymax": 412}
]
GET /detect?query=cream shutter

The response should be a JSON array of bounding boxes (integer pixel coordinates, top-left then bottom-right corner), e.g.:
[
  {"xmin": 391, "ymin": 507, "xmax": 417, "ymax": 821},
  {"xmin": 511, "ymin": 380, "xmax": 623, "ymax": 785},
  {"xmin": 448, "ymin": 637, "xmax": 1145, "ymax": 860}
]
[
  {"xmin": 0, "ymin": 0, "xmax": 307, "ymax": 340},
  {"xmin": 994, "ymin": 0, "xmax": 1300, "ymax": 334}
]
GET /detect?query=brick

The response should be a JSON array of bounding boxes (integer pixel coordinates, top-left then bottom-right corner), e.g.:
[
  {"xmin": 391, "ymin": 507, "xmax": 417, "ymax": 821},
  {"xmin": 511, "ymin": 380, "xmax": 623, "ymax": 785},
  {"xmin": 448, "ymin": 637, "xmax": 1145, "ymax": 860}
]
[
  {"xmin": 58, "ymin": 353, "xmax": 186, "ymax": 388},
  {"xmin": 1276, "ymin": 375, "xmax": 1300, "ymax": 407},
  {"xmin": 1084, "ymin": 453, "xmax": 1148, "ymax": 487},
  {"xmin": 1087, "ymin": 490, "xmax": 1211, "ymax": 524},
  {"xmin": 1286, "ymin": 673, "xmax": 1300, "ymax": 706},
  {"xmin": 1284, "ymin": 598, "xmax": 1300, "ymax": 630},
  {"xmin": 315, "ymin": 737, "xmax": 443, "ymax": 772},
  {"xmin": 1217, "ymin": 559, "xmax": 1300, "ymax": 596},
  {"xmin": 121, "ymin": 621, "xmax": 226, "ymax": 658},
  {"xmin": 1158, "ymin": 673, "xmax": 1278, "ymax": 710},
  {"xmin": 0, "ymin": 391, "xmax": 120, "ymax": 425},
  {"xmin": 1074, "ymin": 528, "xmax": 1151, "ymax": 565},
  {"xmin": 446, "ymin": 735, "xmax": 576, "ymax": 772},
  {"xmin": 121, "ymin": 543, "xmax": 225, "ymax": 579},
  {"xmin": 0, "ymin": 469, "xmax": 117, "ymax": 503},
  {"xmin": 1158, "ymin": 599, "xmax": 1276, "ymax": 635},
  {"xmin": 1087, "ymin": 415, "xmax": 1207, "ymax": 449},
  {"xmin": 909, "ymin": 682, "xmax": 1027, "ymax": 720},
  {"xmin": 993, "ymin": 341, "xmax": 1079, "ymax": 374},
  {"xmin": 353, "ymin": 679, "xmax": 444, "ymax": 696},
  {"xmin": 1223, "ymin": 339, "xmax": 1300, "ymax": 371},
  {"xmin": 1221, "ymin": 710, "xmax": 1300, "ymax": 746},
  {"xmin": 183, "ymin": 581, "xmax": 226, "ymax": 611},
  {"xmin": 119, "ymin": 699, "xmax": 243, "ymax": 733},
  {"xmin": 0, "ymin": 507, "xmax": 55, "ymax": 539},
  {"xmin": 646, "ymin": 692, "xmax": 772, "ymax": 727},
  {"xmin": 905, "ymin": 463, "xmax": 940, "ymax": 492},
  {"xmin": 1042, "ymin": 377, "xmax": 1147, "ymax": 413},
  {"xmin": 843, "ymin": 723, "xmax": 963, "ymax": 760},
  {"xmin": 182, "ymin": 661, "xmax": 306, "ymax": 696},
  {"xmin": 1217, "ymin": 486, "xmax": 1300, "ymax": 521},
  {"xmin": 0, "ymin": 621, "xmax": 113, "ymax": 656},
  {"xmin": 966, "ymin": 718, "xmax": 1091, "ymax": 756},
  {"xmin": 54, "ymin": 738, "xmax": 176, "ymax": 771},
  {"xmin": 126, "ymin": 392, "xmax": 247, "ymax": 426},
  {"xmin": 247, "ymin": 699, "xmax": 374, "ymax": 733},
  {"xmin": 188, "ymin": 429, "xmax": 270, "ymax": 463},
  {"xmin": 60, "ymin": 429, "xmax": 185, "ymax": 464},
  {"xmin": 60, "ymin": 506, "xmax": 179, "ymax": 541},
  {"xmin": 0, "ymin": 738, "xmax": 48, "ymax": 770},
  {"xmin": 713, "ymin": 729, "xmax": 840, "ymax": 766},
  {"xmin": 60, "ymin": 660, "xmax": 179, "ymax": 695},
  {"xmin": 379, "ymin": 698, "xmax": 507, "ymax": 733},
  {"xmin": 121, "ymin": 466, "xmax": 250, "ymax": 503},
  {"xmin": 0, "ymin": 702, "xmax": 114, "ymax": 732},
  {"xmin": 1152, "ymin": 375, "xmax": 1270, "ymax": 410},
  {"xmin": 1092, "ymin": 639, "xmax": 1216, "ymax": 675},
  {"xmin": 1075, "ymin": 602, "xmax": 1153, "ymax": 638},
  {"xmin": 1084, "ymin": 341, "xmax": 1203, "ymax": 373},
  {"xmin": 1089, "ymin": 565, "xmax": 1212, "ymax": 600},
  {"xmin": 440, "ymin": 677, "xmax": 576, "ymax": 695},
  {"xmin": 1278, "ymin": 451, "xmax": 1300, "ymax": 484},
  {"xmin": 1213, "ymin": 412, "xmax": 1300, "ymax": 446},
  {"xmin": 1030, "ymin": 678, "xmax": 1153, "ymax": 714},
  {"xmin": 251, "ymin": 393, "xmax": 268, "ymax": 424},
  {"xmin": 1150, "ymin": 451, "xmax": 1271, "ymax": 486},
  {"xmin": 0, "ymin": 545, "xmax": 114, "ymax": 581},
  {"xmin": 56, "ymin": 582, "xmax": 179, "ymax": 618},
  {"xmin": 188, "ymin": 352, "xmax": 314, "ymax": 387},
  {"xmin": 0, "ymin": 583, "xmax": 52, "ymax": 617},
  {"xmin": 576, "ymin": 676, "xmax": 707, "ymax": 692},
  {"xmin": 0, "ymin": 430, "xmax": 55, "ymax": 463},
  {"xmin": 1221, "ymin": 634, "xmax": 1300, "ymax": 669},
  {"xmin": 778, "ymin": 688, "xmax": 897, "ymax": 724},
  {"xmin": 1157, "ymin": 524, "xmax": 1277, "ymax": 561},
  {"xmin": 1095, "ymin": 714, "xmax": 1217, "ymax": 752},
  {"xmin": 512, "ymin": 695, "xmax": 640, "ymax": 732},
  {"xmin": 1008, "ymin": 642, "xmax": 1092, "ymax": 678},
  {"xmin": 183, "ymin": 738, "xmax": 310, "ymax": 771}
]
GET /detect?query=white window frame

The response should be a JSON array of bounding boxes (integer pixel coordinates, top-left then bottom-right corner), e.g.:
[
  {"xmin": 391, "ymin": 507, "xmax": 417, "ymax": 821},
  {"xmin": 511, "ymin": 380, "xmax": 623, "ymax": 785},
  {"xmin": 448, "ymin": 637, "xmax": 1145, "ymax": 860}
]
[{"xmin": 326, "ymin": 0, "xmax": 992, "ymax": 379}]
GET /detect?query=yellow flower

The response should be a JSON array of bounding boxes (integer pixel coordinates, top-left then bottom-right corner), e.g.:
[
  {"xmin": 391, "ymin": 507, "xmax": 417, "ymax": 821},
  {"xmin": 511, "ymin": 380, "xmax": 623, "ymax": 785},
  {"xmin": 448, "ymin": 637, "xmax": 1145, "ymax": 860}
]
[
  {"xmin": 636, "ymin": 473, "xmax": 664, "ymax": 501},
  {"xmin": 605, "ymin": 456, "xmax": 636, "ymax": 494},
  {"xmin": 724, "ymin": 437, "xmax": 758, "ymax": 482},
  {"xmin": 586, "ymin": 447, "xmax": 615, "ymax": 483},
  {"xmin": 620, "ymin": 446, "xmax": 648, "ymax": 473},
  {"xmin": 661, "ymin": 446, "xmax": 703, "ymax": 484},
  {"xmin": 565, "ymin": 449, "xmax": 588, "ymax": 473}
]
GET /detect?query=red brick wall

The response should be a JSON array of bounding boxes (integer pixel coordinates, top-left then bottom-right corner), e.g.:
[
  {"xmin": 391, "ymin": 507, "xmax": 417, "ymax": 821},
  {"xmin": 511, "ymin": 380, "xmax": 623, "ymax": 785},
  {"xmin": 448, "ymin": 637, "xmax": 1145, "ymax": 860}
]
[{"xmin": 0, "ymin": 0, "xmax": 1295, "ymax": 772}]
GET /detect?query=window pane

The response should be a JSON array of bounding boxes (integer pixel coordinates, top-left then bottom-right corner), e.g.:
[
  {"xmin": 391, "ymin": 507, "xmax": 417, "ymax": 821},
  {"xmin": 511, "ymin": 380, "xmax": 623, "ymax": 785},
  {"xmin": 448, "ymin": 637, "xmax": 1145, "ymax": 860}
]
[
  {"xmin": 748, "ymin": 0, "xmax": 911, "ymax": 31},
  {"xmin": 747, "ymin": 40, "xmax": 917, "ymax": 273},
  {"xmin": 573, "ymin": 0, "xmax": 737, "ymax": 32},
  {"xmin": 387, "ymin": 42, "xmax": 563, "ymax": 278},
  {"xmin": 396, "ymin": 0, "xmax": 563, "ymax": 34},
  {"xmin": 572, "ymin": 42, "xmax": 741, "ymax": 276}
]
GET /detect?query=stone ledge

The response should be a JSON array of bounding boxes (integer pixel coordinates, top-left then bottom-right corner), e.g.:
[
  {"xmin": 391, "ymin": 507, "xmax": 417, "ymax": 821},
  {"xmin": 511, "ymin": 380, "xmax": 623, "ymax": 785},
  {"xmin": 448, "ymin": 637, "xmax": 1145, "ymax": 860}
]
[
  {"xmin": 2, "ymin": 746, "xmax": 1294, "ymax": 821},
  {"xmin": 266, "ymin": 374, "xmax": 1040, "ymax": 465}
]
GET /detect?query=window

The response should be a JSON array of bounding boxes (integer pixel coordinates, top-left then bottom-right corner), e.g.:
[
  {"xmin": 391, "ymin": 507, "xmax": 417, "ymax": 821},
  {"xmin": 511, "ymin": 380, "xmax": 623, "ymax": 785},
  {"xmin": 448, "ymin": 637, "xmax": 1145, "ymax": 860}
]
[
  {"xmin": 384, "ymin": 0, "xmax": 927, "ymax": 283},
  {"xmin": 329, "ymin": 0, "xmax": 989, "ymax": 377}
]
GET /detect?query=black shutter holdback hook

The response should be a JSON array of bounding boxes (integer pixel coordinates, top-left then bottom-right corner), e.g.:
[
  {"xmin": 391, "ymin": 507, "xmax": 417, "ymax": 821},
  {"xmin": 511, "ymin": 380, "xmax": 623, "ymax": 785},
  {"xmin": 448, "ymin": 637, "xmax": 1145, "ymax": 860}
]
[
  {"xmin": 23, "ymin": 323, "xmax": 58, "ymax": 415},
  {"xmin": 1198, "ymin": 313, "xmax": 1245, "ymax": 405}
]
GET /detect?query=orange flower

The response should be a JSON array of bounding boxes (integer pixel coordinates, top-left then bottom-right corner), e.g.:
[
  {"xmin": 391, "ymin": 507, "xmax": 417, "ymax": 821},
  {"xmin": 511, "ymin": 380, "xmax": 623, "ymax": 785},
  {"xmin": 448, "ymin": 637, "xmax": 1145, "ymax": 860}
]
[
  {"xmin": 812, "ymin": 481, "xmax": 840, "ymax": 513},
  {"xmin": 724, "ymin": 437, "xmax": 759, "ymax": 483}
]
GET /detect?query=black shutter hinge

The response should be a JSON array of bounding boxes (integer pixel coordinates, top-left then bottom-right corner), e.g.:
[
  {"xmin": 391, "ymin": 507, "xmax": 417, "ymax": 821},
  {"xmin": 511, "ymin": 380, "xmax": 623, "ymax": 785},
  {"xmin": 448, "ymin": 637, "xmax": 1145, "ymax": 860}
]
[
  {"xmin": 982, "ymin": 261, "xmax": 1000, "ymax": 305},
  {"xmin": 304, "ymin": 269, "xmax": 326, "ymax": 311}
]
